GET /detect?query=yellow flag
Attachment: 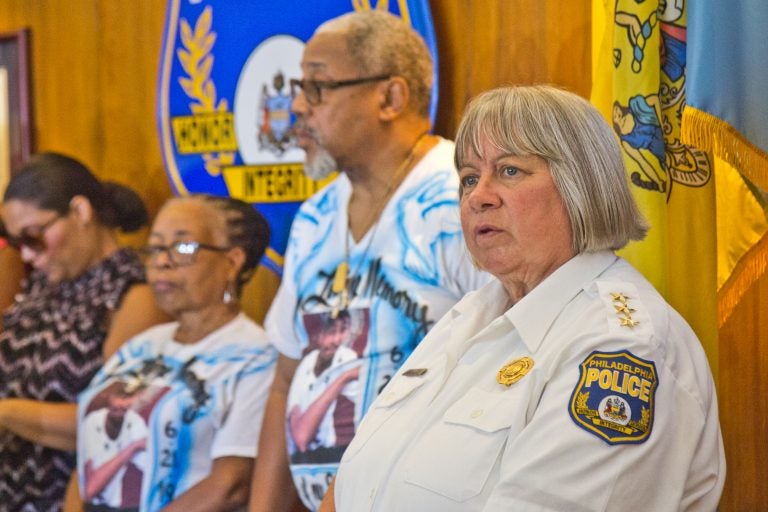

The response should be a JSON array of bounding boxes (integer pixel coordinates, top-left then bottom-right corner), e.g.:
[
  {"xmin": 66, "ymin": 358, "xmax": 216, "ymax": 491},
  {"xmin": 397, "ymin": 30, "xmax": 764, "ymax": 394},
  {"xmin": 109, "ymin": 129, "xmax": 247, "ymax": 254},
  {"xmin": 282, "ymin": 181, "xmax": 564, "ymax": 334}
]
[{"xmin": 591, "ymin": 0, "xmax": 718, "ymax": 370}]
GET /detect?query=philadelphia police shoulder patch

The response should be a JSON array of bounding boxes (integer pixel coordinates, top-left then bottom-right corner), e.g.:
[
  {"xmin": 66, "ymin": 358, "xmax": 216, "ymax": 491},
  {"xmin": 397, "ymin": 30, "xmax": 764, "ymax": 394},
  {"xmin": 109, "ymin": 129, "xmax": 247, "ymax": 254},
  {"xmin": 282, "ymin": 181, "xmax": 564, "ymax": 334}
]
[{"xmin": 569, "ymin": 350, "xmax": 658, "ymax": 445}]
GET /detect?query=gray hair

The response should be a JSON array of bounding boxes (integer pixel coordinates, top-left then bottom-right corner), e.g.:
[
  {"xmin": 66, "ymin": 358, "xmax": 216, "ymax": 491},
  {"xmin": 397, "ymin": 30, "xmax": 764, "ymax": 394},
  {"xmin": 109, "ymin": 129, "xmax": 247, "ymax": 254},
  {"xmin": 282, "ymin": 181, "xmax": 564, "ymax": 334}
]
[
  {"xmin": 317, "ymin": 10, "xmax": 433, "ymax": 117},
  {"xmin": 455, "ymin": 85, "xmax": 648, "ymax": 253}
]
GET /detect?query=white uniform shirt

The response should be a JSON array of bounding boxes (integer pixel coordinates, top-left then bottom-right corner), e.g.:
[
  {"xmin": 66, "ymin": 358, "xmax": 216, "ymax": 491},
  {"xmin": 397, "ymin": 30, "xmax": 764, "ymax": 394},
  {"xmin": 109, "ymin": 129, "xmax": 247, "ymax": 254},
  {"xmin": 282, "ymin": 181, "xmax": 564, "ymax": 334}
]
[{"xmin": 335, "ymin": 251, "xmax": 725, "ymax": 512}]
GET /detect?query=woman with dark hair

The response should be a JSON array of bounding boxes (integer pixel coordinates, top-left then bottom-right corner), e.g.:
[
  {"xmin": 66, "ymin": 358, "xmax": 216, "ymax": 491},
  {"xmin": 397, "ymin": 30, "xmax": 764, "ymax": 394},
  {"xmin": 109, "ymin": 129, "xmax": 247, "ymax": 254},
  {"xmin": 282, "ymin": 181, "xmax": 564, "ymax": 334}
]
[
  {"xmin": 72, "ymin": 194, "xmax": 277, "ymax": 512},
  {"xmin": 0, "ymin": 152, "xmax": 169, "ymax": 511}
]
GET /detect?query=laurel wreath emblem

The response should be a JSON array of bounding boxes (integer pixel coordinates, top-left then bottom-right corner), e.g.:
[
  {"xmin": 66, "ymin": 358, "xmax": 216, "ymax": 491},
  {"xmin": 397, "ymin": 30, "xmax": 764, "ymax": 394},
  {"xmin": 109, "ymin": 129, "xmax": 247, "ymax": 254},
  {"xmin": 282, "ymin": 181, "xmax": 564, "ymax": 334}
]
[
  {"xmin": 176, "ymin": 6, "xmax": 234, "ymax": 176},
  {"xmin": 352, "ymin": 0, "xmax": 412, "ymax": 23},
  {"xmin": 576, "ymin": 391, "xmax": 590, "ymax": 411}
]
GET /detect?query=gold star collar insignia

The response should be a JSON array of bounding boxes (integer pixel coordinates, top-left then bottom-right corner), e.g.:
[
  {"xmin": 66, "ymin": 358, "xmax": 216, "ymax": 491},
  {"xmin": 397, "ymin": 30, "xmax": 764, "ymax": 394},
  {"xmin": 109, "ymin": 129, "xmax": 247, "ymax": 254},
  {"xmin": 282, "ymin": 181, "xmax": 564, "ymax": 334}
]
[
  {"xmin": 619, "ymin": 316, "xmax": 640, "ymax": 328},
  {"xmin": 614, "ymin": 304, "xmax": 636, "ymax": 315},
  {"xmin": 610, "ymin": 292, "xmax": 628, "ymax": 302},
  {"xmin": 611, "ymin": 292, "xmax": 639, "ymax": 329}
]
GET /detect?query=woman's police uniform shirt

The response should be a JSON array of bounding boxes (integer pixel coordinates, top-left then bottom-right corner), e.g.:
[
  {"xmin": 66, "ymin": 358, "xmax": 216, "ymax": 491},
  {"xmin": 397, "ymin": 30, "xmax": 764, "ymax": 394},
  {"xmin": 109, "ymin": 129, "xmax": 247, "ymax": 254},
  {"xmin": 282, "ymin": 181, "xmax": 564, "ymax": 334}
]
[{"xmin": 334, "ymin": 251, "xmax": 724, "ymax": 512}]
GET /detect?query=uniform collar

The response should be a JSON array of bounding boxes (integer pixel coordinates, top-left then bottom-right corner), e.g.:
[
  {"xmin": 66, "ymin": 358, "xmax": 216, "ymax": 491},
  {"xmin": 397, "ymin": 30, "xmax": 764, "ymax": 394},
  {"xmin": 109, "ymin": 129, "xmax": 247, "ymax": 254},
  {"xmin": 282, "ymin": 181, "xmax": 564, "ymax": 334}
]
[{"xmin": 503, "ymin": 251, "xmax": 618, "ymax": 353}]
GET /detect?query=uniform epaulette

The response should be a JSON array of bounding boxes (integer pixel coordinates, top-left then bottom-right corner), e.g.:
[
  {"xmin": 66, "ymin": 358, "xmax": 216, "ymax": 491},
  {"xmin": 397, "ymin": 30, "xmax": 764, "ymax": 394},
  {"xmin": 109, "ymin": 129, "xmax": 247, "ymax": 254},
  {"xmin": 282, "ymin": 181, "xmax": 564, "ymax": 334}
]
[{"xmin": 595, "ymin": 281, "xmax": 652, "ymax": 338}]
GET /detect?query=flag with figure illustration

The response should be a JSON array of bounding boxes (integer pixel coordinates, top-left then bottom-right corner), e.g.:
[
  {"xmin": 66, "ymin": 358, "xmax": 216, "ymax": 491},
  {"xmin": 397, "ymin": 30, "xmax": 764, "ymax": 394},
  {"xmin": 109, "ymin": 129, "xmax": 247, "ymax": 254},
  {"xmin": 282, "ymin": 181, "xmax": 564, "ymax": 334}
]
[
  {"xmin": 590, "ymin": 0, "xmax": 720, "ymax": 365},
  {"xmin": 680, "ymin": 0, "xmax": 768, "ymax": 329}
]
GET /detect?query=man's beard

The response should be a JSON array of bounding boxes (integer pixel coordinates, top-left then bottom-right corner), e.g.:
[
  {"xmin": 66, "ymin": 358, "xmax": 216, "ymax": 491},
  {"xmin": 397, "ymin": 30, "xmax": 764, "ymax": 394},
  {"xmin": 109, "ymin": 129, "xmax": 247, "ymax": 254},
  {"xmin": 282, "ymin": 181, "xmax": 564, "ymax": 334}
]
[{"xmin": 303, "ymin": 146, "xmax": 338, "ymax": 181}]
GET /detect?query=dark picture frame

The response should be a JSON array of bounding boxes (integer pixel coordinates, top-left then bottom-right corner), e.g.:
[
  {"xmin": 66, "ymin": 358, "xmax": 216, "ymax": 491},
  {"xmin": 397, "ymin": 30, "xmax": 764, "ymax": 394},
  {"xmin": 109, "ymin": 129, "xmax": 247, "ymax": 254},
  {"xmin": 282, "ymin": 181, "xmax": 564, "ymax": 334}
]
[{"xmin": 0, "ymin": 29, "xmax": 32, "ymax": 182}]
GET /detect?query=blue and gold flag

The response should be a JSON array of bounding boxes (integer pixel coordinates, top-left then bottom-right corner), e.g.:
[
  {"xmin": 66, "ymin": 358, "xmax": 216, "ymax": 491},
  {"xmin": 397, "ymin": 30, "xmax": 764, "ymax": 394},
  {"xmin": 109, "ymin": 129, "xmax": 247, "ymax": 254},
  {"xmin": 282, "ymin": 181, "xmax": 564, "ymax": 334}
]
[{"xmin": 681, "ymin": 1, "xmax": 768, "ymax": 326}]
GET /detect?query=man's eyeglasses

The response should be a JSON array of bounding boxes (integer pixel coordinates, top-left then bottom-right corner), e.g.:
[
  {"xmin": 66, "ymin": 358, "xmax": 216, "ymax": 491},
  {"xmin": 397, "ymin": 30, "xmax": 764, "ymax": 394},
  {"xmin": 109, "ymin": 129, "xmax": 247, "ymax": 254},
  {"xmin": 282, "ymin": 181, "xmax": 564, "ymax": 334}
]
[
  {"xmin": 289, "ymin": 75, "xmax": 391, "ymax": 106},
  {"xmin": 5, "ymin": 214, "xmax": 64, "ymax": 252},
  {"xmin": 140, "ymin": 241, "xmax": 230, "ymax": 267}
]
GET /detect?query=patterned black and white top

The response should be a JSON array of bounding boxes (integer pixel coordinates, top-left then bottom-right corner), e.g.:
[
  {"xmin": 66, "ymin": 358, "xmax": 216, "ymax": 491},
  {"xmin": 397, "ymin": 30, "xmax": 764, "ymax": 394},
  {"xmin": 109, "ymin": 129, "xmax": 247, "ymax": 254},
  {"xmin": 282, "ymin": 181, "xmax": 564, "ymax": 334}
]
[{"xmin": 0, "ymin": 248, "xmax": 146, "ymax": 512}]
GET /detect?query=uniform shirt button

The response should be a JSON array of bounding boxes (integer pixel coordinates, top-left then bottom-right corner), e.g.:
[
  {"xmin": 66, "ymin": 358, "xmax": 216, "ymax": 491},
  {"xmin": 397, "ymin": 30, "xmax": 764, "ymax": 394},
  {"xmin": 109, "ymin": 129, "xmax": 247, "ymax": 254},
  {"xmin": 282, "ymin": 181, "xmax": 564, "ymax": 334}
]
[{"xmin": 470, "ymin": 408, "xmax": 483, "ymax": 418}]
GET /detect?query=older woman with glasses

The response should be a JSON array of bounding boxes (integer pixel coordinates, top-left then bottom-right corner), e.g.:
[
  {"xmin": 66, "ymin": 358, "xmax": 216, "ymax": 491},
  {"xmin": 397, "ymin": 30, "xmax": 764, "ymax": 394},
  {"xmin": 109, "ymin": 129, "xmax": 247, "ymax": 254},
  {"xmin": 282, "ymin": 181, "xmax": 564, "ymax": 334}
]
[
  {"xmin": 70, "ymin": 194, "xmax": 277, "ymax": 512},
  {"xmin": 0, "ymin": 152, "xmax": 168, "ymax": 512}
]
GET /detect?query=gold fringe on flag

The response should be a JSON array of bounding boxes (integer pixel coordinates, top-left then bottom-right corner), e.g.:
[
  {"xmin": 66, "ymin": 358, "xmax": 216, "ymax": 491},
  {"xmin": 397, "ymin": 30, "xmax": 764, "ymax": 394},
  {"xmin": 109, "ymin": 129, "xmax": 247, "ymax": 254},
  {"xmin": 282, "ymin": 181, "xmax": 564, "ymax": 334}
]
[
  {"xmin": 681, "ymin": 106, "xmax": 768, "ymax": 192},
  {"xmin": 717, "ymin": 230, "xmax": 768, "ymax": 327},
  {"xmin": 682, "ymin": 105, "xmax": 768, "ymax": 327}
]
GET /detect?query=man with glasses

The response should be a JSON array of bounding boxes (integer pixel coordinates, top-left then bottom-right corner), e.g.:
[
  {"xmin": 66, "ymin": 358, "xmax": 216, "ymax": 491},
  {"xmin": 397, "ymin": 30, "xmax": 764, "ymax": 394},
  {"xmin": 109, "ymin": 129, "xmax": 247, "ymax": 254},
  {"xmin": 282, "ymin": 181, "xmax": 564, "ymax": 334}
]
[{"xmin": 249, "ymin": 10, "xmax": 488, "ymax": 512}]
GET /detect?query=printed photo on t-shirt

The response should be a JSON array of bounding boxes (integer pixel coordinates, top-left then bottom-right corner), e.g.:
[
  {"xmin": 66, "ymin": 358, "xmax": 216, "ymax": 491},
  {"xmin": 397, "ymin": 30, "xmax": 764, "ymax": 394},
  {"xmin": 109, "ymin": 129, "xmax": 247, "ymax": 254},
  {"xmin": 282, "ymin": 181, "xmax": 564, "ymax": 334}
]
[
  {"xmin": 80, "ymin": 365, "xmax": 171, "ymax": 511},
  {"xmin": 286, "ymin": 308, "xmax": 369, "ymax": 465}
]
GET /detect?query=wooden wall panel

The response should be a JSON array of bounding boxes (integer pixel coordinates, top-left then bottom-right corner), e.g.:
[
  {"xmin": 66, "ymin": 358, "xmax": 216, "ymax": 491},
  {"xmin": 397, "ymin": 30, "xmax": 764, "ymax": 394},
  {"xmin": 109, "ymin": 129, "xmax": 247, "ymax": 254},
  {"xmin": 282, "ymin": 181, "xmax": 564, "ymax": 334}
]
[
  {"xmin": 431, "ymin": 0, "xmax": 591, "ymax": 138},
  {"xmin": 0, "ymin": 0, "xmax": 172, "ymax": 248},
  {"xmin": 2, "ymin": 2, "xmax": 761, "ymax": 510},
  {"xmin": 0, "ymin": 1, "xmax": 285, "ymax": 321},
  {"xmin": 718, "ymin": 277, "xmax": 768, "ymax": 511}
]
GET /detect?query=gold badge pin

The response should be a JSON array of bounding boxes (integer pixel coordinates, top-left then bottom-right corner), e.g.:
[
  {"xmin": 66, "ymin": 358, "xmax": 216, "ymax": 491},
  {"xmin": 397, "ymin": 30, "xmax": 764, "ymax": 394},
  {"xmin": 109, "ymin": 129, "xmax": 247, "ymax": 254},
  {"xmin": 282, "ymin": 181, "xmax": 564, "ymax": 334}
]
[
  {"xmin": 496, "ymin": 357, "xmax": 534, "ymax": 386},
  {"xmin": 403, "ymin": 368, "xmax": 428, "ymax": 377}
]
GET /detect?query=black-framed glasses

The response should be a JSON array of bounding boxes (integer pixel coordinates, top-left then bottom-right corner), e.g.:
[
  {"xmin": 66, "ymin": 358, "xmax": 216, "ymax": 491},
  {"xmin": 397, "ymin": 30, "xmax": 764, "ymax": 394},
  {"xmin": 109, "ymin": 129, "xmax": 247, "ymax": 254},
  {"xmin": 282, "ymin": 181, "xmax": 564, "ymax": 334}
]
[
  {"xmin": 140, "ymin": 241, "xmax": 230, "ymax": 267},
  {"xmin": 5, "ymin": 214, "xmax": 64, "ymax": 252},
  {"xmin": 289, "ymin": 75, "xmax": 391, "ymax": 106}
]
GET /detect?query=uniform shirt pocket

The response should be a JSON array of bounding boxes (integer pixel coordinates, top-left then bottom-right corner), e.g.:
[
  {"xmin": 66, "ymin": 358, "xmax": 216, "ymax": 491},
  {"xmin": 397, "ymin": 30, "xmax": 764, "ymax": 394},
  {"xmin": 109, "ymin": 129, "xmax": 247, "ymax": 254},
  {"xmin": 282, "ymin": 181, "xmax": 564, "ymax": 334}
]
[
  {"xmin": 403, "ymin": 386, "xmax": 519, "ymax": 502},
  {"xmin": 341, "ymin": 371, "xmax": 431, "ymax": 462}
]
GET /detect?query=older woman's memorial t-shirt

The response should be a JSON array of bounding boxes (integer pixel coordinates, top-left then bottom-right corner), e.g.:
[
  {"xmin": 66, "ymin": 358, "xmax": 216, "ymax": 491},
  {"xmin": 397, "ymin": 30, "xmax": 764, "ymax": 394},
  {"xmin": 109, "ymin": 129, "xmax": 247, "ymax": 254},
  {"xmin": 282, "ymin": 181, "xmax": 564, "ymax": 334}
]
[{"xmin": 77, "ymin": 314, "xmax": 276, "ymax": 512}]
